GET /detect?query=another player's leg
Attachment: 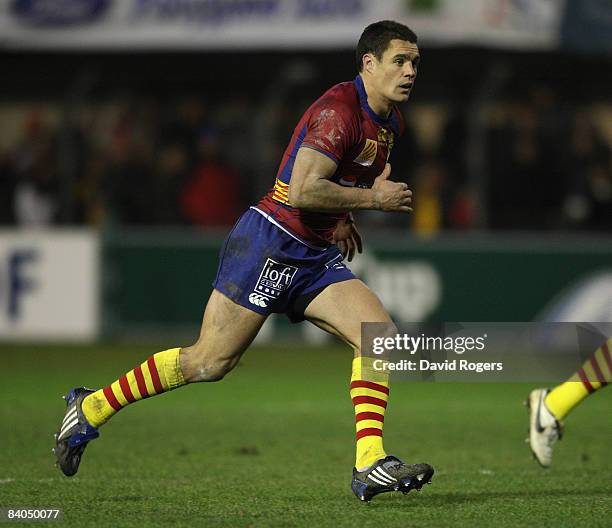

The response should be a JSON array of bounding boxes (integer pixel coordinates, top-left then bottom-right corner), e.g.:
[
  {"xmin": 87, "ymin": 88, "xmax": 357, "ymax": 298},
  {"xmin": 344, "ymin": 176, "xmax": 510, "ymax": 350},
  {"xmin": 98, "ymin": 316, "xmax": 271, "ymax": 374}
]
[
  {"xmin": 54, "ymin": 289, "xmax": 267, "ymax": 476},
  {"xmin": 304, "ymin": 279, "xmax": 434, "ymax": 501},
  {"xmin": 527, "ymin": 337, "xmax": 611, "ymax": 467}
]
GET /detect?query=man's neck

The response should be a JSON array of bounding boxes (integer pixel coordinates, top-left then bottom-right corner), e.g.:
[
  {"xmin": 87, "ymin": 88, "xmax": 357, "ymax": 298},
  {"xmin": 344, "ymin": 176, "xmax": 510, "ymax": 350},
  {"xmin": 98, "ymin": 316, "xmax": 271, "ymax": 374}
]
[{"xmin": 360, "ymin": 74, "xmax": 392, "ymax": 119}]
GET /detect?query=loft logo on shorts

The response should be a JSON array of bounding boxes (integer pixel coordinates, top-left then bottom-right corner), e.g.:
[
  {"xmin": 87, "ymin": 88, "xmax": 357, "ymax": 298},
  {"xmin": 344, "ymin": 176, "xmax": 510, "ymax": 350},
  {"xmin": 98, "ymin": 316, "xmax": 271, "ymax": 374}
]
[{"xmin": 252, "ymin": 258, "xmax": 299, "ymax": 304}]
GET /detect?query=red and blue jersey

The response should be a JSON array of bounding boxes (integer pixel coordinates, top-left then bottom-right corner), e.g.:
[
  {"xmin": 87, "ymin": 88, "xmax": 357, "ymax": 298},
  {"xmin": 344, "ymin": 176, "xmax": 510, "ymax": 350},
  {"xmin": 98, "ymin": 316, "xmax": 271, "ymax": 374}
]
[{"xmin": 257, "ymin": 75, "xmax": 405, "ymax": 247}]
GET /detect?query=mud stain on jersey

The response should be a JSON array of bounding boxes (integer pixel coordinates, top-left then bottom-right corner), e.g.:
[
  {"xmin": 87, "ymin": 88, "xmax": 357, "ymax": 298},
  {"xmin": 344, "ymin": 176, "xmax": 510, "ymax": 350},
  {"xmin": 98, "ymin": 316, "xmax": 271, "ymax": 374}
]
[{"xmin": 312, "ymin": 108, "xmax": 345, "ymax": 148}]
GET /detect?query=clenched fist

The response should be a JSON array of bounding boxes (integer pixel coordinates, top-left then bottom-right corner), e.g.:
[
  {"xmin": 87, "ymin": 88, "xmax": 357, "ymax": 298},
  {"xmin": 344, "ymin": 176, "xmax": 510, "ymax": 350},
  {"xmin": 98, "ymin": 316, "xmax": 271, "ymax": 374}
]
[{"xmin": 371, "ymin": 163, "xmax": 413, "ymax": 213}]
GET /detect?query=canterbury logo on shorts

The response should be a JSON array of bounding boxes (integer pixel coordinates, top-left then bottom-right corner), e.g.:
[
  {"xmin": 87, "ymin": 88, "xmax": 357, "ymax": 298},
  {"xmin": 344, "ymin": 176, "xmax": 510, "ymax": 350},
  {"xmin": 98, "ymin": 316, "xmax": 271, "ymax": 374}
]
[
  {"xmin": 248, "ymin": 293, "xmax": 269, "ymax": 307},
  {"xmin": 249, "ymin": 258, "xmax": 299, "ymax": 306}
]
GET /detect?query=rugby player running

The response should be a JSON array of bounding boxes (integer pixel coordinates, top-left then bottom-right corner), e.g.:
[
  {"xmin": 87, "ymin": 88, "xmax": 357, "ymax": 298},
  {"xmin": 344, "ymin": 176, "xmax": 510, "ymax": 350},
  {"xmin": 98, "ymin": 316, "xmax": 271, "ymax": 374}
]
[{"xmin": 54, "ymin": 20, "xmax": 434, "ymax": 502}]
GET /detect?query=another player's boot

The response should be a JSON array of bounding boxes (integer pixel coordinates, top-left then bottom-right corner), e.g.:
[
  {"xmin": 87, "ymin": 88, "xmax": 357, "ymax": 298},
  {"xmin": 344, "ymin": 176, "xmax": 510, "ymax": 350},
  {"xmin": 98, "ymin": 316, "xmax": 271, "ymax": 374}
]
[
  {"xmin": 351, "ymin": 455, "xmax": 434, "ymax": 502},
  {"xmin": 53, "ymin": 387, "xmax": 100, "ymax": 477},
  {"xmin": 526, "ymin": 388, "xmax": 563, "ymax": 468}
]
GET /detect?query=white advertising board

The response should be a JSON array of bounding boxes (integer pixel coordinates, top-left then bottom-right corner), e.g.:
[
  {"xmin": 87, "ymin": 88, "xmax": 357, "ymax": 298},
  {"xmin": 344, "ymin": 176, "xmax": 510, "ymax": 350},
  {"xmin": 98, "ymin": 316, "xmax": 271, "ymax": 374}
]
[{"xmin": 0, "ymin": 230, "xmax": 99, "ymax": 341}]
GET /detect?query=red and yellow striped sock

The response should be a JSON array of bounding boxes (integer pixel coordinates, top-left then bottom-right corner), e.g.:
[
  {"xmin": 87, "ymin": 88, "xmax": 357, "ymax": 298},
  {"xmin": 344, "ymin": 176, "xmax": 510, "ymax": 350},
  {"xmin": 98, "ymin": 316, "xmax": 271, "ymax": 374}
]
[
  {"xmin": 81, "ymin": 348, "xmax": 186, "ymax": 428},
  {"xmin": 545, "ymin": 337, "xmax": 611, "ymax": 420},
  {"xmin": 351, "ymin": 356, "xmax": 389, "ymax": 470}
]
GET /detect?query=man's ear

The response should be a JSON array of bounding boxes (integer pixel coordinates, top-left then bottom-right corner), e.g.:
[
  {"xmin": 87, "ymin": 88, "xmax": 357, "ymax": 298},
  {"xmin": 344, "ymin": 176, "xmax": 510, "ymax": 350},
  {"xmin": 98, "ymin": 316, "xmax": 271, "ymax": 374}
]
[{"xmin": 362, "ymin": 53, "xmax": 376, "ymax": 74}]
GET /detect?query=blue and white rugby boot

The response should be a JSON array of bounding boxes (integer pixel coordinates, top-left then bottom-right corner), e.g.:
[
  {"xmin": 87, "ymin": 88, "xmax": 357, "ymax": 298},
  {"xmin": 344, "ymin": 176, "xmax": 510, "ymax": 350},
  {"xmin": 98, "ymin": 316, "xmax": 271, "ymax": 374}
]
[
  {"xmin": 52, "ymin": 387, "xmax": 100, "ymax": 476},
  {"xmin": 351, "ymin": 455, "xmax": 434, "ymax": 502}
]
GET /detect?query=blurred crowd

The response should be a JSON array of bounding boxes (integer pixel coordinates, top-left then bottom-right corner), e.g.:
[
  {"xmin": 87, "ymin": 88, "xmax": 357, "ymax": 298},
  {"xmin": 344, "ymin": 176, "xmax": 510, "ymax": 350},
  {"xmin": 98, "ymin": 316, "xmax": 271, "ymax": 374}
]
[
  {"xmin": 0, "ymin": 98, "xmax": 246, "ymax": 229},
  {"xmin": 0, "ymin": 82, "xmax": 610, "ymax": 235}
]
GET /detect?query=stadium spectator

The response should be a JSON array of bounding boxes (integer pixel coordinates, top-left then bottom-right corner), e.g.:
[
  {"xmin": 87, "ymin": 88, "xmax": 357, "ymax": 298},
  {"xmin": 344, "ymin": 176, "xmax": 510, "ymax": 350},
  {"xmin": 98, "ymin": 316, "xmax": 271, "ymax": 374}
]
[
  {"xmin": 74, "ymin": 152, "xmax": 106, "ymax": 226},
  {"xmin": 487, "ymin": 100, "xmax": 548, "ymax": 229},
  {"xmin": 180, "ymin": 129, "xmax": 243, "ymax": 227},
  {"xmin": 103, "ymin": 110, "xmax": 155, "ymax": 225},
  {"xmin": 410, "ymin": 159, "xmax": 447, "ymax": 237},
  {"xmin": 151, "ymin": 142, "xmax": 190, "ymax": 225},
  {"xmin": 448, "ymin": 185, "xmax": 477, "ymax": 230},
  {"xmin": 14, "ymin": 170, "xmax": 59, "ymax": 227},
  {"xmin": 439, "ymin": 103, "xmax": 469, "ymax": 189},
  {"xmin": 159, "ymin": 95, "xmax": 207, "ymax": 167},
  {"xmin": 561, "ymin": 111, "xmax": 612, "ymax": 230},
  {"xmin": 0, "ymin": 150, "xmax": 17, "ymax": 225},
  {"xmin": 11, "ymin": 115, "xmax": 60, "ymax": 226}
]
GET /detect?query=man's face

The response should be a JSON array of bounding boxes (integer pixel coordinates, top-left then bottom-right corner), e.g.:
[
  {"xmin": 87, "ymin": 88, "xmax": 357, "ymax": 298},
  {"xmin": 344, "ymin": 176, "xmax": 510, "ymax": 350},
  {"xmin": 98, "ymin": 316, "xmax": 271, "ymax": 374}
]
[{"xmin": 368, "ymin": 39, "xmax": 420, "ymax": 104}]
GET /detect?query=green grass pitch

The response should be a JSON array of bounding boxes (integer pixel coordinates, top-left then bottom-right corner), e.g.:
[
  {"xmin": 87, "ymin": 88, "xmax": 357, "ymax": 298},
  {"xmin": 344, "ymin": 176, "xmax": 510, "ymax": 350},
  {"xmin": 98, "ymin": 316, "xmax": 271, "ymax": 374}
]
[{"xmin": 1, "ymin": 343, "xmax": 610, "ymax": 527}]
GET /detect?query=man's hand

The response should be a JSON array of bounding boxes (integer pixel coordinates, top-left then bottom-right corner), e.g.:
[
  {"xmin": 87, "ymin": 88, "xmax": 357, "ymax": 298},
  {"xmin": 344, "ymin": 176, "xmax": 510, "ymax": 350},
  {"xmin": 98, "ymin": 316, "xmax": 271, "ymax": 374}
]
[
  {"xmin": 371, "ymin": 163, "xmax": 413, "ymax": 212},
  {"xmin": 333, "ymin": 213, "xmax": 363, "ymax": 262}
]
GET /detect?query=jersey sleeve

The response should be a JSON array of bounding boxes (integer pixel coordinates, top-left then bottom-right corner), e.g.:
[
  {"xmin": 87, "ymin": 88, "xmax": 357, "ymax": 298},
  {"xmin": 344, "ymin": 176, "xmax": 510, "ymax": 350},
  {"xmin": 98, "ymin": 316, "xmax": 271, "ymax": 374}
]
[{"xmin": 301, "ymin": 100, "xmax": 359, "ymax": 163}]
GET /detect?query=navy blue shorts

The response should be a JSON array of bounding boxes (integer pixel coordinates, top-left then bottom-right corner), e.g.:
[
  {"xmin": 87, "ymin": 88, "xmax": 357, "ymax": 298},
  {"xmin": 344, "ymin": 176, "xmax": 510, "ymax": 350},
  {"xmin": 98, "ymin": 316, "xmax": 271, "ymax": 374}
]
[{"xmin": 213, "ymin": 207, "xmax": 356, "ymax": 322}]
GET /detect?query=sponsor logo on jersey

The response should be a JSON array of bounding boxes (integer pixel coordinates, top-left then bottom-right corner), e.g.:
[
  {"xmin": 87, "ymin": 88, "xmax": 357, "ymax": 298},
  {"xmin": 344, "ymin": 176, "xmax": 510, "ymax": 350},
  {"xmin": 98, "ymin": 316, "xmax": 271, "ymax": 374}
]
[
  {"xmin": 377, "ymin": 127, "xmax": 395, "ymax": 160},
  {"xmin": 11, "ymin": 0, "xmax": 111, "ymax": 26},
  {"xmin": 353, "ymin": 139, "xmax": 377, "ymax": 167},
  {"xmin": 251, "ymin": 258, "xmax": 298, "ymax": 305}
]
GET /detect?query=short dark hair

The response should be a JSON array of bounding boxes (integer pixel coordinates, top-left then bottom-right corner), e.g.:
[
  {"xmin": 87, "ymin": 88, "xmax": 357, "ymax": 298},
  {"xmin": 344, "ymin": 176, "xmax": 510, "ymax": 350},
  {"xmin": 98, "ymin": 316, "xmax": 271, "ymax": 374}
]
[{"xmin": 356, "ymin": 20, "xmax": 418, "ymax": 72}]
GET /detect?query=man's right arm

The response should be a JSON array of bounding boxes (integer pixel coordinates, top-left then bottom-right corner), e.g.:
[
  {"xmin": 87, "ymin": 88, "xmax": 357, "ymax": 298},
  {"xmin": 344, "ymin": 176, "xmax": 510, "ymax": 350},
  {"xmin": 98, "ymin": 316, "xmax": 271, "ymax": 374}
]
[{"xmin": 287, "ymin": 147, "xmax": 413, "ymax": 213}]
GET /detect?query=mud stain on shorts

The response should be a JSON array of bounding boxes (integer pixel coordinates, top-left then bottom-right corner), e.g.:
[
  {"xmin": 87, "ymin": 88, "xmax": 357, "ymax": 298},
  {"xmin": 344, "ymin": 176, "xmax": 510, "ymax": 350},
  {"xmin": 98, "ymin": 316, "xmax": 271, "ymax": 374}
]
[{"xmin": 224, "ymin": 235, "xmax": 251, "ymax": 258}]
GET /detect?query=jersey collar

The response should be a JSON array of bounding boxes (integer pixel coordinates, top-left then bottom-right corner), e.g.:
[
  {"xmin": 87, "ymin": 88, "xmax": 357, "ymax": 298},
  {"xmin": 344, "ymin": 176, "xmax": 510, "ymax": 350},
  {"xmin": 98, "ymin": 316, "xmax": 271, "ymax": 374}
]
[{"xmin": 353, "ymin": 74, "xmax": 394, "ymax": 127}]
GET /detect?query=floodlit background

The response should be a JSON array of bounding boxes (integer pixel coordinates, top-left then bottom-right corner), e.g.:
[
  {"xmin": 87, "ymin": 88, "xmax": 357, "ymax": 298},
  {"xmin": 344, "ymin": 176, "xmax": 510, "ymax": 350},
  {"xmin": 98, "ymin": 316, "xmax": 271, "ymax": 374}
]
[
  {"xmin": 0, "ymin": 2, "xmax": 611, "ymax": 527},
  {"xmin": 1, "ymin": 0, "xmax": 611, "ymax": 342}
]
